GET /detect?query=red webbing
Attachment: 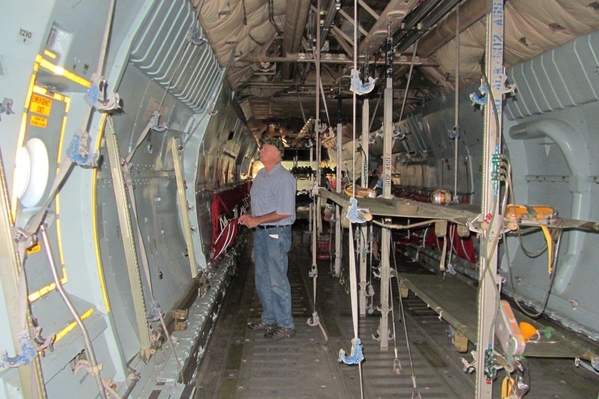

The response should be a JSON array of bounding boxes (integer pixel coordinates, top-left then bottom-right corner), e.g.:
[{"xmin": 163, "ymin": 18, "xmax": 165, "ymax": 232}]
[{"xmin": 210, "ymin": 181, "xmax": 251, "ymax": 260}]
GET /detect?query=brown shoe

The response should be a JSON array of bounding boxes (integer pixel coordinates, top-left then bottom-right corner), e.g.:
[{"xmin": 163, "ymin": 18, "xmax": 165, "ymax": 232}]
[
  {"xmin": 247, "ymin": 320, "xmax": 276, "ymax": 333},
  {"xmin": 265, "ymin": 326, "xmax": 296, "ymax": 340}
]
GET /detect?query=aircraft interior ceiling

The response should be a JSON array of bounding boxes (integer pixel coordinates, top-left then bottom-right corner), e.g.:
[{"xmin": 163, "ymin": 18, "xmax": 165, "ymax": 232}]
[
  {"xmin": 1, "ymin": 0, "xmax": 599, "ymax": 398},
  {"xmin": 199, "ymin": 0, "xmax": 599, "ymax": 143}
]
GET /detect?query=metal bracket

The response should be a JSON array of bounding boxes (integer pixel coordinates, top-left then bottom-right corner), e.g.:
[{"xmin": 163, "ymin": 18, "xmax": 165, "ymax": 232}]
[
  {"xmin": 0, "ymin": 97, "xmax": 14, "ymax": 121},
  {"xmin": 1, "ymin": 330, "xmax": 37, "ymax": 368}
]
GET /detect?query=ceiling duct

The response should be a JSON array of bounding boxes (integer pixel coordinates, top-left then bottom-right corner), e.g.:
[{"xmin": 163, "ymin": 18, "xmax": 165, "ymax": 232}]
[
  {"xmin": 359, "ymin": 0, "xmax": 418, "ymax": 56},
  {"xmin": 281, "ymin": 0, "xmax": 311, "ymax": 79}
]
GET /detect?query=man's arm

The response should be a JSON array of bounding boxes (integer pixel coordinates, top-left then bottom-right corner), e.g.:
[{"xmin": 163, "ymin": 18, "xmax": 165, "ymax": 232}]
[{"xmin": 239, "ymin": 211, "xmax": 291, "ymax": 229}]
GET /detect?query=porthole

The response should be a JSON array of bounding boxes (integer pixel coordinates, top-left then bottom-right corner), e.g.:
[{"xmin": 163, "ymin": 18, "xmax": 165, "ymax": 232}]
[{"xmin": 15, "ymin": 138, "xmax": 50, "ymax": 208}]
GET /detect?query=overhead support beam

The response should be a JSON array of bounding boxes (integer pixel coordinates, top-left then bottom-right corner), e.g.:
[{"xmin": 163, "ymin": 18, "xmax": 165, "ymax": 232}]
[
  {"xmin": 359, "ymin": 0, "xmax": 418, "ymax": 55},
  {"xmin": 394, "ymin": 0, "xmax": 462, "ymax": 53},
  {"xmin": 319, "ymin": 0, "xmax": 341, "ymax": 49},
  {"xmin": 236, "ymin": 53, "xmax": 433, "ymax": 66},
  {"xmin": 331, "ymin": 28, "xmax": 354, "ymax": 57},
  {"xmin": 418, "ymin": 0, "xmax": 487, "ymax": 58},
  {"xmin": 338, "ymin": 8, "xmax": 369, "ymax": 37},
  {"xmin": 358, "ymin": 0, "xmax": 379, "ymax": 20},
  {"xmin": 331, "ymin": 25, "xmax": 355, "ymax": 47},
  {"xmin": 391, "ymin": 0, "xmax": 444, "ymax": 49}
]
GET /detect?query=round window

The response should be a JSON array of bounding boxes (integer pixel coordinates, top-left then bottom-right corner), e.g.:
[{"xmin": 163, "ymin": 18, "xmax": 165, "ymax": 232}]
[{"xmin": 15, "ymin": 138, "xmax": 50, "ymax": 207}]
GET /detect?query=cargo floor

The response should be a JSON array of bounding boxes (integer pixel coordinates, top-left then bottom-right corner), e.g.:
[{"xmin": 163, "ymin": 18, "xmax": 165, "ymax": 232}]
[{"xmin": 193, "ymin": 226, "xmax": 599, "ymax": 398}]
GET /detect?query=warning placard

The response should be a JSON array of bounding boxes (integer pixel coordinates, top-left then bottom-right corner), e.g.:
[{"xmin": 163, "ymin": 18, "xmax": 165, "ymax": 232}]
[
  {"xmin": 30, "ymin": 94, "xmax": 52, "ymax": 116},
  {"xmin": 30, "ymin": 115, "xmax": 48, "ymax": 128}
]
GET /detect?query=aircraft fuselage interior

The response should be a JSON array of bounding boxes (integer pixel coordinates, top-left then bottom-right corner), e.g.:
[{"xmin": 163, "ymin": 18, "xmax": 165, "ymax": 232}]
[{"xmin": 1, "ymin": 0, "xmax": 599, "ymax": 398}]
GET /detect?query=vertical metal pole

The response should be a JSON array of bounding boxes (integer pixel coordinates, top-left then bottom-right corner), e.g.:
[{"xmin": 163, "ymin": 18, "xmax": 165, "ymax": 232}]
[
  {"xmin": 334, "ymin": 98, "xmax": 342, "ymax": 277},
  {"xmin": 0, "ymin": 150, "xmax": 47, "ymax": 398},
  {"xmin": 105, "ymin": 126, "xmax": 152, "ymax": 361},
  {"xmin": 313, "ymin": 0, "xmax": 322, "ymax": 256},
  {"xmin": 170, "ymin": 138, "xmax": 198, "ymax": 278},
  {"xmin": 309, "ymin": 144, "xmax": 314, "ymax": 233},
  {"xmin": 39, "ymin": 226, "xmax": 108, "ymax": 399},
  {"xmin": 359, "ymin": 97, "xmax": 369, "ymax": 316},
  {"xmin": 379, "ymin": 32, "xmax": 394, "ymax": 350},
  {"xmin": 476, "ymin": 0, "xmax": 504, "ymax": 397},
  {"xmin": 453, "ymin": 3, "xmax": 460, "ymax": 199}
]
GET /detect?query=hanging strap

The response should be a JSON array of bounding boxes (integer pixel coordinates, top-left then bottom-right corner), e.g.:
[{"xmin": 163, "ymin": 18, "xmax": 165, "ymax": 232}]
[
  {"xmin": 338, "ymin": 222, "xmax": 365, "ymax": 399},
  {"xmin": 397, "ymin": 277, "xmax": 422, "ymax": 399}
]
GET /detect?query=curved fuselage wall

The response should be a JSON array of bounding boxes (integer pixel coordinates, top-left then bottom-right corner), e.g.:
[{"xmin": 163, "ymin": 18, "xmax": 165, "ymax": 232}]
[
  {"xmin": 0, "ymin": 0, "xmax": 253, "ymax": 397},
  {"xmin": 396, "ymin": 30, "xmax": 599, "ymax": 341}
]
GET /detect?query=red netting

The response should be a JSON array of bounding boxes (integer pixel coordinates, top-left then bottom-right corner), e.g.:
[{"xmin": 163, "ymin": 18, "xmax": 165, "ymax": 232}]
[{"xmin": 210, "ymin": 181, "xmax": 251, "ymax": 261}]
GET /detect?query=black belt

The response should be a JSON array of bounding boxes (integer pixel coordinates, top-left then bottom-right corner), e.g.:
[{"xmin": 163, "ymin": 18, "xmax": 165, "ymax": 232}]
[{"xmin": 257, "ymin": 224, "xmax": 290, "ymax": 229}]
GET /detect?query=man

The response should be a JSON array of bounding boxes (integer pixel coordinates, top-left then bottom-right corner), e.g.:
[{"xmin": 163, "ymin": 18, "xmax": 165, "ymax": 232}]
[
  {"xmin": 239, "ymin": 138, "xmax": 297, "ymax": 339},
  {"xmin": 369, "ymin": 162, "xmax": 384, "ymax": 194}
]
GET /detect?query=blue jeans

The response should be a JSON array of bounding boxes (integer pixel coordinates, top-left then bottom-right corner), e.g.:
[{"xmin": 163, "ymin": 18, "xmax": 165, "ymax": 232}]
[{"xmin": 254, "ymin": 226, "xmax": 294, "ymax": 329}]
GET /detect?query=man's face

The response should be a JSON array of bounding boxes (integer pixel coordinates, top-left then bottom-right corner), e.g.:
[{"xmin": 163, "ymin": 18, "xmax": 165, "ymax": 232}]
[{"xmin": 259, "ymin": 143, "xmax": 280, "ymax": 163}]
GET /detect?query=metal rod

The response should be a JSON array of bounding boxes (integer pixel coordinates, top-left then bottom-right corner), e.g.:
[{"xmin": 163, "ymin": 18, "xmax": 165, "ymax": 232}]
[
  {"xmin": 475, "ymin": 0, "xmax": 505, "ymax": 397},
  {"xmin": 379, "ymin": 26, "xmax": 394, "ymax": 351},
  {"xmin": 398, "ymin": 39, "xmax": 419, "ymax": 122},
  {"xmin": 39, "ymin": 226, "xmax": 108, "ymax": 399},
  {"xmin": 454, "ymin": 3, "xmax": 460, "ymax": 199}
]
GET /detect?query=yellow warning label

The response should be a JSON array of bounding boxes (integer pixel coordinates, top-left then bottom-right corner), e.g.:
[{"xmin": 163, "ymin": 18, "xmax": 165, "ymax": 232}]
[
  {"xmin": 26, "ymin": 242, "xmax": 41, "ymax": 255},
  {"xmin": 30, "ymin": 115, "xmax": 48, "ymax": 128},
  {"xmin": 30, "ymin": 93, "xmax": 52, "ymax": 116}
]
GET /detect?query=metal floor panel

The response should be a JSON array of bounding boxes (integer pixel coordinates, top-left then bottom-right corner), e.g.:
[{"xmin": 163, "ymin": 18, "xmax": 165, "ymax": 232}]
[{"xmin": 194, "ymin": 227, "xmax": 599, "ymax": 398}]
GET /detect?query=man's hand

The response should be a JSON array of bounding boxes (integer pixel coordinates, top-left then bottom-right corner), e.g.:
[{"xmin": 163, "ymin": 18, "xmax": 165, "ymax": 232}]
[{"xmin": 238, "ymin": 214, "xmax": 259, "ymax": 229}]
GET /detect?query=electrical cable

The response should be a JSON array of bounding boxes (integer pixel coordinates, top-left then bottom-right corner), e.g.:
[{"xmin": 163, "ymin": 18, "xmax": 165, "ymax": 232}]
[{"xmin": 505, "ymin": 219, "xmax": 564, "ymax": 319}]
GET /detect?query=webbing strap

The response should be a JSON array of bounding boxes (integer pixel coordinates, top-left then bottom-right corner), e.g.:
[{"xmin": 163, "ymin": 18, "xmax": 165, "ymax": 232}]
[{"xmin": 337, "ymin": 222, "xmax": 364, "ymax": 398}]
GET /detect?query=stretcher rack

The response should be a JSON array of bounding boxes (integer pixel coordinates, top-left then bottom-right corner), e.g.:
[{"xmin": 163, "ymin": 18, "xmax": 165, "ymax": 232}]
[
  {"xmin": 398, "ymin": 273, "xmax": 599, "ymax": 365},
  {"xmin": 319, "ymin": 188, "xmax": 599, "ymax": 366},
  {"xmin": 319, "ymin": 188, "xmax": 599, "ymax": 232},
  {"xmin": 319, "ymin": 189, "xmax": 480, "ymax": 226}
]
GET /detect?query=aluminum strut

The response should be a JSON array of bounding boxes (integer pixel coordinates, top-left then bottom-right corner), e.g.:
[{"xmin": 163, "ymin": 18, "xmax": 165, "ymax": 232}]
[
  {"xmin": 475, "ymin": 0, "xmax": 505, "ymax": 397},
  {"xmin": 378, "ymin": 30, "xmax": 394, "ymax": 351},
  {"xmin": 105, "ymin": 120, "xmax": 151, "ymax": 361}
]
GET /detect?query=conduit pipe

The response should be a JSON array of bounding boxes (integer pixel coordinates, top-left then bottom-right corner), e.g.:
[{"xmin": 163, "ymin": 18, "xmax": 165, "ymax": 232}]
[
  {"xmin": 319, "ymin": 0, "xmax": 340, "ymax": 49},
  {"xmin": 40, "ymin": 225, "xmax": 108, "ymax": 399},
  {"xmin": 509, "ymin": 119, "xmax": 591, "ymax": 294}
]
